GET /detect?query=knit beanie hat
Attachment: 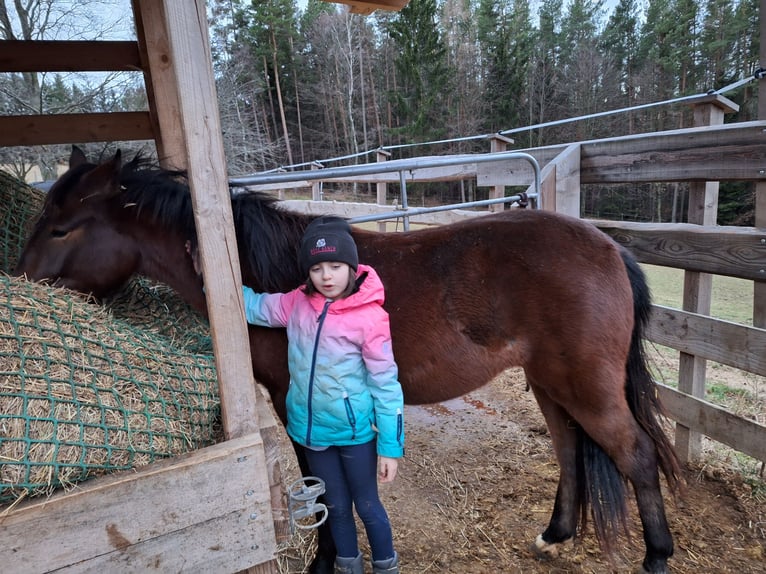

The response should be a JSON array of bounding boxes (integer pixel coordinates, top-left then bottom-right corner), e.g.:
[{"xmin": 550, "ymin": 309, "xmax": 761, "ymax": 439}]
[{"xmin": 299, "ymin": 216, "xmax": 359, "ymax": 275}]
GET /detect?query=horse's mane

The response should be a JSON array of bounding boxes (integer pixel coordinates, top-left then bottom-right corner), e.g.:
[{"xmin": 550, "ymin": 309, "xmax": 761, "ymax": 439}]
[{"xmin": 118, "ymin": 156, "xmax": 311, "ymax": 292}]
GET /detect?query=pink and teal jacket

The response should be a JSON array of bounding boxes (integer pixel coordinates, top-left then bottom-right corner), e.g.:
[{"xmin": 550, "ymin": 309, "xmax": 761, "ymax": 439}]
[{"xmin": 242, "ymin": 264, "xmax": 404, "ymax": 458}]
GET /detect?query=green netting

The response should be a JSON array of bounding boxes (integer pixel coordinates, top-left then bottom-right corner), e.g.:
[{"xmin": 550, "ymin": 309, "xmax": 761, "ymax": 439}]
[
  {"xmin": 104, "ymin": 278, "xmax": 213, "ymax": 355},
  {"xmin": 0, "ymin": 171, "xmax": 45, "ymax": 273},
  {"xmin": 0, "ymin": 172, "xmax": 222, "ymax": 506},
  {"xmin": 0, "ymin": 275, "xmax": 221, "ymax": 503}
]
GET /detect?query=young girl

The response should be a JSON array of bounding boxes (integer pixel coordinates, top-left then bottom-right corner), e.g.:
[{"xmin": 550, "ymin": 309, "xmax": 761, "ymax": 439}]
[{"xmin": 240, "ymin": 216, "xmax": 404, "ymax": 574}]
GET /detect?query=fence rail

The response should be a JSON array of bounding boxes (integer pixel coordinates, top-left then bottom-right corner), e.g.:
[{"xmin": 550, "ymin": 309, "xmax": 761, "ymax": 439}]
[{"xmin": 237, "ymin": 120, "xmax": 766, "ymax": 467}]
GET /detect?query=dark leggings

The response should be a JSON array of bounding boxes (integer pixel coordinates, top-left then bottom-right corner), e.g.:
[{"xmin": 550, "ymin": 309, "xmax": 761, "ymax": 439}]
[{"xmin": 302, "ymin": 440, "xmax": 395, "ymax": 561}]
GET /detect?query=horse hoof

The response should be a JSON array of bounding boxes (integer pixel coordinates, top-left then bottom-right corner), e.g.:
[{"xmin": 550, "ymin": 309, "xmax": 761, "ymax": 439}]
[
  {"xmin": 530, "ymin": 534, "xmax": 559, "ymax": 560},
  {"xmin": 636, "ymin": 566, "xmax": 668, "ymax": 574}
]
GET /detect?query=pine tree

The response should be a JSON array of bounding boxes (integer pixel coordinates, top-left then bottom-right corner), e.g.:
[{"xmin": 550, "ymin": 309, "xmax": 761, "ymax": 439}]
[{"xmin": 385, "ymin": 0, "xmax": 452, "ymax": 149}]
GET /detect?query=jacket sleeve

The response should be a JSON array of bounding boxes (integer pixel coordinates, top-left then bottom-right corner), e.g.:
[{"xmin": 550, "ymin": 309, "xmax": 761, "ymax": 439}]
[
  {"xmin": 361, "ymin": 306, "xmax": 405, "ymax": 458},
  {"xmin": 242, "ymin": 286, "xmax": 296, "ymax": 327}
]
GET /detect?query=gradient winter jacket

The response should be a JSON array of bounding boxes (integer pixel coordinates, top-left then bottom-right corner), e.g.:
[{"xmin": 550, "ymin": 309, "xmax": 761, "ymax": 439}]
[{"xmin": 242, "ymin": 264, "xmax": 405, "ymax": 458}]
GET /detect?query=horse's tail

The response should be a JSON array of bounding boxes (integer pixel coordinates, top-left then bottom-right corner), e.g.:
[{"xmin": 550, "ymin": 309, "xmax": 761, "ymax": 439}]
[
  {"xmin": 576, "ymin": 248, "xmax": 681, "ymax": 553},
  {"xmin": 620, "ymin": 247, "xmax": 682, "ymax": 494}
]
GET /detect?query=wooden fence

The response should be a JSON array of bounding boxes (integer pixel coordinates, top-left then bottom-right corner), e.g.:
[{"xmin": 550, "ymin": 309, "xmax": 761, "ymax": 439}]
[{"xmin": 248, "ymin": 99, "xmax": 766, "ymax": 467}]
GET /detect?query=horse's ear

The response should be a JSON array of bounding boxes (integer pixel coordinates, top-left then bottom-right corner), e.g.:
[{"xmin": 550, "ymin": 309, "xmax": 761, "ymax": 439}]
[
  {"xmin": 78, "ymin": 150, "xmax": 124, "ymax": 201},
  {"xmin": 69, "ymin": 145, "xmax": 88, "ymax": 168}
]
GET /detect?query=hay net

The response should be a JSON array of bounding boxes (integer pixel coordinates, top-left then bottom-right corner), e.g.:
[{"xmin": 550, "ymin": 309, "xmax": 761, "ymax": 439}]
[
  {"xmin": 0, "ymin": 170, "xmax": 45, "ymax": 274},
  {"xmin": 0, "ymin": 171, "xmax": 220, "ymax": 505}
]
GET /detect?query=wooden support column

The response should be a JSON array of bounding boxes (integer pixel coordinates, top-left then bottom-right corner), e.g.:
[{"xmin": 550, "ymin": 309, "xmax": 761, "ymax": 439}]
[
  {"xmin": 132, "ymin": 0, "xmax": 186, "ymax": 168},
  {"xmin": 158, "ymin": 1, "xmax": 278, "ymax": 571},
  {"xmin": 488, "ymin": 134, "xmax": 513, "ymax": 212},
  {"xmin": 376, "ymin": 148, "xmax": 391, "ymax": 231},
  {"xmin": 755, "ymin": 1, "xmax": 766, "ymax": 330},
  {"xmin": 674, "ymin": 94, "xmax": 739, "ymax": 462}
]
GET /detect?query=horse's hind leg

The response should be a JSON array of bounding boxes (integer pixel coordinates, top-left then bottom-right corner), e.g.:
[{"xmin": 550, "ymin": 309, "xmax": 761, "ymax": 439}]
[
  {"xmin": 568, "ymin": 398, "xmax": 674, "ymax": 574},
  {"xmin": 625, "ymin": 431, "xmax": 674, "ymax": 574},
  {"xmin": 527, "ymin": 381, "xmax": 581, "ymax": 559}
]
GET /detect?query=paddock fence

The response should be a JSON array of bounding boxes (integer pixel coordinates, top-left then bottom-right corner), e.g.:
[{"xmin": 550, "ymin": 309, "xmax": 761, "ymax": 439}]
[{"xmin": 232, "ymin": 95, "xmax": 766, "ymax": 468}]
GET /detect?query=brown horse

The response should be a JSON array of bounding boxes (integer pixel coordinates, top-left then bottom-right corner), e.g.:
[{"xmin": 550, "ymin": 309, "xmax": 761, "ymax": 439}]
[{"xmin": 15, "ymin": 147, "xmax": 681, "ymax": 574}]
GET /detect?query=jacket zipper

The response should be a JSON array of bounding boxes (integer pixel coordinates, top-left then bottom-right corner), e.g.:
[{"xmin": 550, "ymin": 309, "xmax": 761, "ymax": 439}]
[
  {"xmin": 306, "ymin": 299, "xmax": 332, "ymax": 447},
  {"xmin": 343, "ymin": 391, "xmax": 357, "ymax": 440}
]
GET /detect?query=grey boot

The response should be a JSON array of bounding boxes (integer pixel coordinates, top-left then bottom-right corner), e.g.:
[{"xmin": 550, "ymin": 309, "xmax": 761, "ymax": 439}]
[
  {"xmin": 372, "ymin": 551, "xmax": 399, "ymax": 574},
  {"xmin": 334, "ymin": 552, "xmax": 364, "ymax": 574}
]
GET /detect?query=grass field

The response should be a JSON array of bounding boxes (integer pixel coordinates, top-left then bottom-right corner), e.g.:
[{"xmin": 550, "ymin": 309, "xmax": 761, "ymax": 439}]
[{"xmin": 642, "ymin": 264, "xmax": 756, "ymax": 325}]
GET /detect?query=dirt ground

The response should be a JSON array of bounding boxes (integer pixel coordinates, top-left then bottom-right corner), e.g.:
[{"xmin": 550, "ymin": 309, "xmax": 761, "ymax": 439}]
[{"xmin": 276, "ymin": 369, "xmax": 765, "ymax": 573}]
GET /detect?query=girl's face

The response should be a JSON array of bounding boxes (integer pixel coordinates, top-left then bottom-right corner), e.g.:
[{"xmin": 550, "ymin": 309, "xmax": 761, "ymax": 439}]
[{"xmin": 309, "ymin": 261, "xmax": 353, "ymax": 300}]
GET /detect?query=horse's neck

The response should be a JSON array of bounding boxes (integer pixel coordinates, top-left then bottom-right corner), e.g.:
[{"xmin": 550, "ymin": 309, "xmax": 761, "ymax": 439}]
[{"xmin": 134, "ymin": 225, "xmax": 208, "ymax": 315}]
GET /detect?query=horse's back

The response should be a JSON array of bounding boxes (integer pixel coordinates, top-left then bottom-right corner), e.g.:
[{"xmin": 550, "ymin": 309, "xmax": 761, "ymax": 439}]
[{"xmin": 354, "ymin": 209, "xmax": 636, "ymax": 403}]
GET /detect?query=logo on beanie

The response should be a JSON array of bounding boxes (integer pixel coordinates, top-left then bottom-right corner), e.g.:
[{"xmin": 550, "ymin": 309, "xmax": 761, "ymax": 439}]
[{"xmin": 311, "ymin": 238, "xmax": 337, "ymax": 256}]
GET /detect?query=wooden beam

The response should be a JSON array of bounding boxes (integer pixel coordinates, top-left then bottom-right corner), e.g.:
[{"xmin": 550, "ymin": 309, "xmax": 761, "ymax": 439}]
[
  {"xmin": 322, "ymin": 0, "xmax": 410, "ymax": 15},
  {"xmin": 133, "ymin": 0, "xmax": 186, "ymax": 168},
  {"xmin": 0, "ymin": 434, "xmax": 276, "ymax": 572},
  {"xmin": 0, "ymin": 112, "xmax": 153, "ymax": 146},
  {"xmin": 160, "ymin": 0, "xmax": 263, "ymax": 437},
  {"xmin": 657, "ymin": 384, "xmax": 766, "ymax": 462},
  {"xmin": 647, "ymin": 305, "xmax": 766, "ymax": 377},
  {"xmin": 594, "ymin": 220, "xmax": 766, "ymax": 282},
  {"xmin": 509, "ymin": 121, "xmax": 766, "ymax": 184},
  {"xmin": 0, "ymin": 41, "xmax": 141, "ymax": 72}
]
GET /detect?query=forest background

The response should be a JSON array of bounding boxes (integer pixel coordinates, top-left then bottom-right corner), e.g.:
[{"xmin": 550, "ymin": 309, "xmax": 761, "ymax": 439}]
[{"xmin": 0, "ymin": 0, "xmax": 761, "ymax": 224}]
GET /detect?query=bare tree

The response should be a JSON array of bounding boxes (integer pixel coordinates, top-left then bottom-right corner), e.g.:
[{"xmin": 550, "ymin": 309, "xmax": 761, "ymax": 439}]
[{"xmin": 0, "ymin": 0, "xmax": 144, "ymax": 181}]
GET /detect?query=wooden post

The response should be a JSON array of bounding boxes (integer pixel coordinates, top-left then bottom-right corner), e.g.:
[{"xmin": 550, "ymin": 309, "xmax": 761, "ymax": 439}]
[
  {"xmin": 311, "ymin": 161, "xmax": 323, "ymax": 201},
  {"xmin": 158, "ymin": 1, "xmax": 278, "ymax": 571},
  {"xmin": 674, "ymin": 94, "xmax": 739, "ymax": 462},
  {"xmin": 755, "ymin": 0, "xmax": 766, "ymax": 329},
  {"xmin": 376, "ymin": 148, "xmax": 391, "ymax": 231},
  {"xmin": 488, "ymin": 134, "xmax": 513, "ymax": 212},
  {"xmin": 132, "ymin": 0, "xmax": 186, "ymax": 169}
]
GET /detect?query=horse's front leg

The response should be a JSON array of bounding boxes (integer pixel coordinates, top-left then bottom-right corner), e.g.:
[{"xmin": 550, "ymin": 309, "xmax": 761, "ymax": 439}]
[
  {"xmin": 527, "ymin": 381, "xmax": 580, "ymax": 559},
  {"xmin": 293, "ymin": 441, "xmax": 337, "ymax": 574}
]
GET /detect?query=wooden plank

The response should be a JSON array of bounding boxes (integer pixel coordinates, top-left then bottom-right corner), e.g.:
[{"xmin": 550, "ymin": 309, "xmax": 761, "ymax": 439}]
[
  {"xmin": 511, "ymin": 121, "xmax": 766, "ymax": 184},
  {"xmin": 647, "ymin": 305, "xmax": 766, "ymax": 377},
  {"xmin": 133, "ymin": 0, "xmax": 187, "ymax": 169},
  {"xmin": 581, "ymin": 121, "xmax": 766, "ymax": 182},
  {"xmin": 657, "ymin": 384, "xmax": 766, "ymax": 462},
  {"xmin": 0, "ymin": 41, "xmax": 141, "ymax": 72},
  {"xmin": 161, "ymin": 1, "xmax": 262, "ymax": 440},
  {"xmin": 552, "ymin": 143, "xmax": 580, "ymax": 216},
  {"xmin": 537, "ymin": 161, "xmax": 556, "ymax": 211},
  {"xmin": 593, "ymin": 220, "xmax": 766, "ymax": 282},
  {"xmin": 0, "ymin": 434, "xmax": 276, "ymax": 573},
  {"xmin": 324, "ymin": 0, "xmax": 410, "ymax": 15},
  {"xmin": 0, "ymin": 112, "xmax": 154, "ymax": 147}
]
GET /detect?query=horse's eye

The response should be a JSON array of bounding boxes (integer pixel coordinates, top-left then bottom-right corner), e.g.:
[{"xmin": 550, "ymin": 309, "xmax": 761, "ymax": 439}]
[{"xmin": 50, "ymin": 228, "xmax": 69, "ymax": 239}]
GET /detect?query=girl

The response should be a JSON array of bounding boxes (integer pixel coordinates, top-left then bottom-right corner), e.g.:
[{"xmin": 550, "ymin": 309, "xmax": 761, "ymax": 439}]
[{"xmin": 240, "ymin": 216, "xmax": 404, "ymax": 574}]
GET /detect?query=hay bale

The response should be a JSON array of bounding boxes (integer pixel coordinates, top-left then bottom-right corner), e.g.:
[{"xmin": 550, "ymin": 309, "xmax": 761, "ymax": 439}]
[
  {"xmin": 0, "ymin": 275, "xmax": 221, "ymax": 505},
  {"xmin": 0, "ymin": 171, "xmax": 45, "ymax": 273},
  {"xmin": 104, "ymin": 277, "xmax": 212, "ymax": 355}
]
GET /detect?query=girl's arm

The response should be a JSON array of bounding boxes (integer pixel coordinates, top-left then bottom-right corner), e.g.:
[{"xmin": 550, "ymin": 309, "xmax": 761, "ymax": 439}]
[{"xmin": 242, "ymin": 285, "xmax": 296, "ymax": 328}]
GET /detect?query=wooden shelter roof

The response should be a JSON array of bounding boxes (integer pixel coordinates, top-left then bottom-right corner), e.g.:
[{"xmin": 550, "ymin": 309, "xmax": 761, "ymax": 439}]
[{"xmin": 323, "ymin": 0, "xmax": 410, "ymax": 15}]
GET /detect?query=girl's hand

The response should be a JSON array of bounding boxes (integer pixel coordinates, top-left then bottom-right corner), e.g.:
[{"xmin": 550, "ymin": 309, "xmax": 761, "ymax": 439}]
[
  {"xmin": 378, "ymin": 456, "xmax": 399, "ymax": 483},
  {"xmin": 185, "ymin": 240, "xmax": 202, "ymax": 276}
]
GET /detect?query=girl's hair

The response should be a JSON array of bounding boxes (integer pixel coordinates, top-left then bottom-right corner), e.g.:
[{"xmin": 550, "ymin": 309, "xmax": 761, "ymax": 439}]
[{"xmin": 304, "ymin": 265, "xmax": 357, "ymax": 299}]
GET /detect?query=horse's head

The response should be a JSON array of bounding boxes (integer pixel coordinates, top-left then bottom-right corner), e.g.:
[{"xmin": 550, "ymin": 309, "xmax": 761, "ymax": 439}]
[{"xmin": 14, "ymin": 147, "xmax": 142, "ymax": 298}]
